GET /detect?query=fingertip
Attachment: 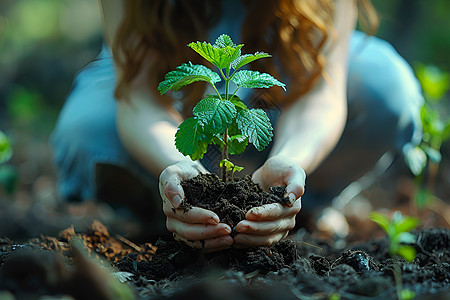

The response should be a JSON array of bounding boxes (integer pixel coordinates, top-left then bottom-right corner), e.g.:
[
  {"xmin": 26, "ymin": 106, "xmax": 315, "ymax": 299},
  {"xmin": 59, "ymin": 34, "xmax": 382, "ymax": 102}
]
[
  {"xmin": 246, "ymin": 210, "xmax": 260, "ymax": 221},
  {"xmin": 172, "ymin": 194, "xmax": 182, "ymax": 208},
  {"xmin": 287, "ymin": 193, "xmax": 296, "ymax": 206},
  {"xmin": 208, "ymin": 216, "xmax": 219, "ymax": 225}
]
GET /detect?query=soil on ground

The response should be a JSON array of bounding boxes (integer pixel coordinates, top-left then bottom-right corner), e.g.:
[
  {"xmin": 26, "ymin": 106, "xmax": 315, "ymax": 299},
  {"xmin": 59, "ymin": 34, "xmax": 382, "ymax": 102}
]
[
  {"xmin": 0, "ymin": 174, "xmax": 449, "ymax": 299},
  {"xmin": 0, "ymin": 221, "xmax": 448, "ymax": 300}
]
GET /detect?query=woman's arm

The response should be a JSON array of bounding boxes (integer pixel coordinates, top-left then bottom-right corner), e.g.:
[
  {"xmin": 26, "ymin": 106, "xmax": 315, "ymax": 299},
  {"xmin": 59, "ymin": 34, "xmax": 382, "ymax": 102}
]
[
  {"xmin": 98, "ymin": 0, "xmax": 233, "ymax": 250},
  {"xmin": 235, "ymin": 0, "xmax": 358, "ymax": 247},
  {"xmin": 269, "ymin": 0, "xmax": 357, "ymax": 174},
  {"xmin": 116, "ymin": 91, "xmax": 195, "ymax": 175}
]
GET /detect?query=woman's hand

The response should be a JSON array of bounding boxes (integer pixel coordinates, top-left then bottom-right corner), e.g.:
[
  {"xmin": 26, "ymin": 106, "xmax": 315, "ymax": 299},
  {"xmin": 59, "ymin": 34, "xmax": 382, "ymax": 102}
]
[
  {"xmin": 233, "ymin": 156, "xmax": 305, "ymax": 247},
  {"xmin": 159, "ymin": 161, "xmax": 234, "ymax": 251}
]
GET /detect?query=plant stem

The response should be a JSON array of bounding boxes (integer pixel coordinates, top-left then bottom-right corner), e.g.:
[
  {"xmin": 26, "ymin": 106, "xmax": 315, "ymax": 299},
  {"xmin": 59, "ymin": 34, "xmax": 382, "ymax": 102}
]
[
  {"xmin": 222, "ymin": 128, "xmax": 229, "ymax": 181},
  {"xmin": 393, "ymin": 256, "xmax": 404, "ymax": 300},
  {"xmin": 221, "ymin": 78, "xmax": 230, "ymax": 181}
]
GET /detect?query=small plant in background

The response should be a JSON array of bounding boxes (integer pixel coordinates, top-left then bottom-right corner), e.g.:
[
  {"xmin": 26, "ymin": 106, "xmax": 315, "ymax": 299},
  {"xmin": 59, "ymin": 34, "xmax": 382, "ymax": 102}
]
[
  {"xmin": 0, "ymin": 130, "xmax": 18, "ymax": 195},
  {"xmin": 158, "ymin": 34, "xmax": 285, "ymax": 181},
  {"xmin": 404, "ymin": 64, "xmax": 450, "ymax": 210},
  {"xmin": 370, "ymin": 211, "xmax": 420, "ymax": 300}
]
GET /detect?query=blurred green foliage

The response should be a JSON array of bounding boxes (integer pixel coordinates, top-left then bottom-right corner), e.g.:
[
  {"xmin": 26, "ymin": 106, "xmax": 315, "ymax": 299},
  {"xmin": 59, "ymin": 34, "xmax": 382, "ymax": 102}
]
[
  {"xmin": 0, "ymin": 130, "xmax": 18, "ymax": 195},
  {"xmin": 0, "ymin": 0, "xmax": 102, "ymax": 135},
  {"xmin": 403, "ymin": 64, "xmax": 450, "ymax": 209}
]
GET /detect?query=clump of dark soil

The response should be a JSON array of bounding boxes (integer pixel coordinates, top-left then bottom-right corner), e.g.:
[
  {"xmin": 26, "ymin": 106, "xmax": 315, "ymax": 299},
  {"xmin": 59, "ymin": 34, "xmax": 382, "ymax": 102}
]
[
  {"xmin": 0, "ymin": 221, "xmax": 449, "ymax": 299},
  {"xmin": 180, "ymin": 173, "xmax": 290, "ymax": 227}
]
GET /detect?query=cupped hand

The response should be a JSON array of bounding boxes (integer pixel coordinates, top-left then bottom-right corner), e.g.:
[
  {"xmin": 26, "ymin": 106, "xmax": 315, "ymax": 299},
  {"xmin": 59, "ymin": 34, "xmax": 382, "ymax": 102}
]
[
  {"xmin": 233, "ymin": 156, "xmax": 306, "ymax": 247},
  {"xmin": 159, "ymin": 161, "xmax": 234, "ymax": 251}
]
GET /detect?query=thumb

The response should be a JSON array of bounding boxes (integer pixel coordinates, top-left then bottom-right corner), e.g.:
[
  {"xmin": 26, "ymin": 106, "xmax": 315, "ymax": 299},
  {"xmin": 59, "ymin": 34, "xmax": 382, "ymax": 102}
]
[
  {"xmin": 284, "ymin": 169, "xmax": 306, "ymax": 206},
  {"xmin": 164, "ymin": 181, "xmax": 184, "ymax": 208}
]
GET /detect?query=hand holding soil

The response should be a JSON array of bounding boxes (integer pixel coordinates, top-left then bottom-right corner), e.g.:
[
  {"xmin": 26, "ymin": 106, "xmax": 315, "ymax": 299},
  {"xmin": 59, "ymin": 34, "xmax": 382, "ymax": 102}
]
[
  {"xmin": 234, "ymin": 156, "xmax": 305, "ymax": 247},
  {"xmin": 159, "ymin": 157, "xmax": 306, "ymax": 250},
  {"xmin": 159, "ymin": 161, "xmax": 234, "ymax": 251}
]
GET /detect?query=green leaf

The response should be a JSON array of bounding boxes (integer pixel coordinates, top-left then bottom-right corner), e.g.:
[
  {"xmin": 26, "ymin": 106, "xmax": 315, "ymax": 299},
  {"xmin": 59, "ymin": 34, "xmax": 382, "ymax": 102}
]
[
  {"xmin": 230, "ymin": 98, "xmax": 247, "ymax": 112},
  {"xmin": 175, "ymin": 117, "xmax": 210, "ymax": 160},
  {"xmin": 191, "ymin": 139, "xmax": 210, "ymax": 161},
  {"xmin": 395, "ymin": 232, "xmax": 416, "ymax": 245},
  {"xmin": 188, "ymin": 39, "xmax": 244, "ymax": 70},
  {"xmin": 396, "ymin": 245, "xmax": 417, "ymax": 262},
  {"xmin": 415, "ymin": 64, "xmax": 450, "ymax": 101},
  {"xmin": 228, "ymin": 134, "xmax": 248, "ymax": 155},
  {"xmin": 369, "ymin": 212, "xmax": 390, "ymax": 233},
  {"xmin": 395, "ymin": 217, "xmax": 420, "ymax": 234},
  {"xmin": 193, "ymin": 97, "xmax": 237, "ymax": 135},
  {"xmin": 391, "ymin": 210, "xmax": 404, "ymax": 224},
  {"xmin": 237, "ymin": 108, "xmax": 273, "ymax": 151},
  {"xmin": 420, "ymin": 144, "xmax": 442, "ymax": 164},
  {"xmin": 220, "ymin": 159, "xmax": 243, "ymax": 174},
  {"xmin": 0, "ymin": 131, "xmax": 13, "ymax": 164},
  {"xmin": 214, "ymin": 34, "xmax": 237, "ymax": 48},
  {"xmin": 232, "ymin": 70, "xmax": 286, "ymax": 90},
  {"xmin": 158, "ymin": 62, "xmax": 220, "ymax": 94},
  {"xmin": 231, "ymin": 52, "xmax": 271, "ymax": 70},
  {"xmin": 403, "ymin": 145, "xmax": 427, "ymax": 176}
]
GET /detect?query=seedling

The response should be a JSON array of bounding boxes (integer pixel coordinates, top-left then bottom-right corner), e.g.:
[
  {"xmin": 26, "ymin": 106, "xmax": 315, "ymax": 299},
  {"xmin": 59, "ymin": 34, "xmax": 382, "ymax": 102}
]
[
  {"xmin": 370, "ymin": 211, "xmax": 420, "ymax": 300},
  {"xmin": 158, "ymin": 34, "xmax": 285, "ymax": 181},
  {"xmin": 404, "ymin": 64, "xmax": 450, "ymax": 210}
]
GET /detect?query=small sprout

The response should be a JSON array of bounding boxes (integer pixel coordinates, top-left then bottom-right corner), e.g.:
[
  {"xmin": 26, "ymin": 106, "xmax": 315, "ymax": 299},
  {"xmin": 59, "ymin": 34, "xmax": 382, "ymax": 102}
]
[
  {"xmin": 370, "ymin": 210, "xmax": 420, "ymax": 300},
  {"xmin": 158, "ymin": 34, "xmax": 285, "ymax": 181},
  {"xmin": 220, "ymin": 159, "xmax": 243, "ymax": 180},
  {"xmin": 370, "ymin": 211, "xmax": 419, "ymax": 262}
]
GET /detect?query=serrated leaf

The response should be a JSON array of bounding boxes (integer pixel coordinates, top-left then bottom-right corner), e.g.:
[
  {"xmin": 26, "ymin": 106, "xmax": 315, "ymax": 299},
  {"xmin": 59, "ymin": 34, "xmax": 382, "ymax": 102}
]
[
  {"xmin": 189, "ymin": 40, "xmax": 244, "ymax": 70},
  {"xmin": 193, "ymin": 97, "xmax": 237, "ymax": 135},
  {"xmin": 231, "ymin": 52, "xmax": 271, "ymax": 70},
  {"xmin": 0, "ymin": 131, "xmax": 13, "ymax": 164},
  {"xmin": 191, "ymin": 139, "xmax": 210, "ymax": 160},
  {"xmin": 214, "ymin": 34, "xmax": 236, "ymax": 48},
  {"xmin": 175, "ymin": 117, "xmax": 210, "ymax": 160},
  {"xmin": 237, "ymin": 108, "xmax": 273, "ymax": 151},
  {"xmin": 232, "ymin": 70, "xmax": 286, "ymax": 90},
  {"xmin": 369, "ymin": 212, "xmax": 390, "ymax": 233},
  {"xmin": 158, "ymin": 62, "xmax": 220, "ymax": 94}
]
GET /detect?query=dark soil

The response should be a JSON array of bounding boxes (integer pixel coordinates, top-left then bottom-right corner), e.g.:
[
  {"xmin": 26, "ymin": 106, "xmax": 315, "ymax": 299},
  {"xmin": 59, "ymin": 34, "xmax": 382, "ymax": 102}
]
[
  {"xmin": 0, "ymin": 222, "xmax": 449, "ymax": 300},
  {"xmin": 180, "ymin": 173, "xmax": 290, "ymax": 228},
  {"xmin": 0, "ymin": 175, "xmax": 449, "ymax": 299}
]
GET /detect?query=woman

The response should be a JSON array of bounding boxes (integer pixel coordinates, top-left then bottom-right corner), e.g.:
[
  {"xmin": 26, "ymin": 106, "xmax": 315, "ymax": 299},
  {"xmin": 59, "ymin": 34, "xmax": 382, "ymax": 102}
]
[{"xmin": 51, "ymin": 0, "xmax": 423, "ymax": 250}]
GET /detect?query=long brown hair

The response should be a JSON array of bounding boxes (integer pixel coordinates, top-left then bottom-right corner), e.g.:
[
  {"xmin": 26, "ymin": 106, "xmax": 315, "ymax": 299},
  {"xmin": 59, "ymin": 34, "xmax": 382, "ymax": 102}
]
[{"xmin": 113, "ymin": 0, "xmax": 378, "ymax": 112}]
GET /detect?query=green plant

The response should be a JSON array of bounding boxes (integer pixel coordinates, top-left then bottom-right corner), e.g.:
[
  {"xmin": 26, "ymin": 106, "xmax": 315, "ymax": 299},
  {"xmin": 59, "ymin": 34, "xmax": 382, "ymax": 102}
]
[
  {"xmin": 0, "ymin": 130, "xmax": 13, "ymax": 164},
  {"xmin": 158, "ymin": 34, "xmax": 285, "ymax": 181},
  {"xmin": 370, "ymin": 211, "xmax": 420, "ymax": 300},
  {"xmin": 0, "ymin": 130, "xmax": 18, "ymax": 195},
  {"xmin": 404, "ymin": 64, "xmax": 450, "ymax": 209}
]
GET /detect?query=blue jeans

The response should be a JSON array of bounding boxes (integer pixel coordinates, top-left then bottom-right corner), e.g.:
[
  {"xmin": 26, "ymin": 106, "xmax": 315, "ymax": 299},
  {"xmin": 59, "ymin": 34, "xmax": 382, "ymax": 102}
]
[{"xmin": 50, "ymin": 32, "xmax": 423, "ymax": 212}]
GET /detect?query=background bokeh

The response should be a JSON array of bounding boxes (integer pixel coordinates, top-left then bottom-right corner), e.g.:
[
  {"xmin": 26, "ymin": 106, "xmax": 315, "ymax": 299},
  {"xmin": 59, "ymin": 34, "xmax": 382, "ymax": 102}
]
[{"xmin": 0, "ymin": 0, "xmax": 449, "ymax": 241}]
